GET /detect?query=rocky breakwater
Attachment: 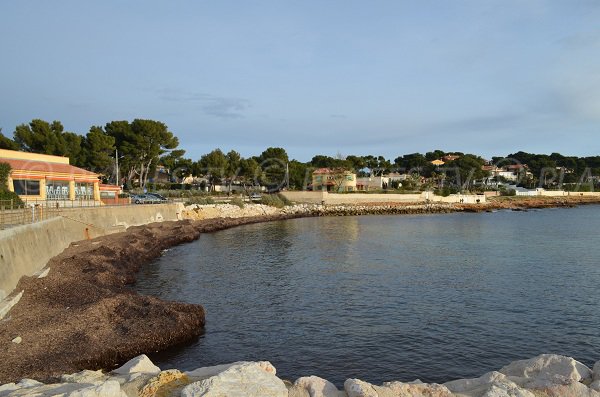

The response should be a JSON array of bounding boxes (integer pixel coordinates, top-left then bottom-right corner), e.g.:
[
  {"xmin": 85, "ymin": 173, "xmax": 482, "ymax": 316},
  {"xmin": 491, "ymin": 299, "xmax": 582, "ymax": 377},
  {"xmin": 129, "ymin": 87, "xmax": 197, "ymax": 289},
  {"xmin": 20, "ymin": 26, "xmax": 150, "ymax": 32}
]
[
  {"xmin": 280, "ymin": 202, "xmax": 462, "ymax": 217},
  {"xmin": 182, "ymin": 203, "xmax": 281, "ymax": 220},
  {"xmin": 0, "ymin": 215, "xmax": 302, "ymax": 384},
  {"xmin": 2, "ymin": 353, "xmax": 599, "ymax": 397}
]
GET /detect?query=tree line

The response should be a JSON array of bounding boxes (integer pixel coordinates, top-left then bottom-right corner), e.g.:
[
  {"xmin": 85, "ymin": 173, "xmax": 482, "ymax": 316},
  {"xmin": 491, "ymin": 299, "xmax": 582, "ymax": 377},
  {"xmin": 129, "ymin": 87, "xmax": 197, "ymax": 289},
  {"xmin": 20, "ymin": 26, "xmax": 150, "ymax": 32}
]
[{"xmin": 1, "ymin": 118, "xmax": 599, "ymax": 191}]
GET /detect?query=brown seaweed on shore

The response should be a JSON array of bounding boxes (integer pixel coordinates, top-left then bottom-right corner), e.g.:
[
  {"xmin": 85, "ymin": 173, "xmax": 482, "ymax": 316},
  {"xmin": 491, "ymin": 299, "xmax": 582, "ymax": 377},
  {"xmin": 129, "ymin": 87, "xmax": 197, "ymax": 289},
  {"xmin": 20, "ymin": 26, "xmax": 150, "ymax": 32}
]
[{"xmin": 0, "ymin": 215, "xmax": 297, "ymax": 384}]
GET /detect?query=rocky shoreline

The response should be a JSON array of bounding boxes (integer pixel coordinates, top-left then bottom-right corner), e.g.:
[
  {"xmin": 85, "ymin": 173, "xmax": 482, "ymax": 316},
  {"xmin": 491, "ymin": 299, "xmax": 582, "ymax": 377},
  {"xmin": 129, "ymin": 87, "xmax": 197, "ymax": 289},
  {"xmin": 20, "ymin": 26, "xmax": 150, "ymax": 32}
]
[
  {"xmin": 1, "ymin": 197, "xmax": 599, "ymax": 392},
  {"xmin": 0, "ymin": 214, "xmax": 304, "ymax": 384},
  {"xmin": 1, "ymin": 353, "xmax": 599, "ymax": 396}
]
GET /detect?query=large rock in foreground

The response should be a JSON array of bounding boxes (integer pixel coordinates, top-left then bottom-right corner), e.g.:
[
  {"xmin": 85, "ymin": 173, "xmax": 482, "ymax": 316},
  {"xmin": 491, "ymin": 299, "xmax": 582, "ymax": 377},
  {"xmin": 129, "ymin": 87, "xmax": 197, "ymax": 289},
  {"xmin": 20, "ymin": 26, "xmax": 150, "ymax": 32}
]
[{"xmin": 2, "ymin": 353, "xmax": 600, "ymax": 396}]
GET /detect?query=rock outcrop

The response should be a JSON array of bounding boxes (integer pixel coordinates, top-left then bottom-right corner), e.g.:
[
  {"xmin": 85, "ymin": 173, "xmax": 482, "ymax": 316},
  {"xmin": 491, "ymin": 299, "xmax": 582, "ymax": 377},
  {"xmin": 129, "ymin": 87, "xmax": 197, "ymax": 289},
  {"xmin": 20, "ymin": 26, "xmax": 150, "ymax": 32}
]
[{"xmin": 2, "ymin": 353, "xmax": 600, "ymax": 397}]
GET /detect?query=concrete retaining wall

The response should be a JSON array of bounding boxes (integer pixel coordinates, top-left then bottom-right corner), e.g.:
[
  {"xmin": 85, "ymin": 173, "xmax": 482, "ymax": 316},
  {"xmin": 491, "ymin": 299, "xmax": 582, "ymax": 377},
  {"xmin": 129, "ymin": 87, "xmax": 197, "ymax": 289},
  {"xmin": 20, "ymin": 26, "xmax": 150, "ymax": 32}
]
[
  {"xmin": 0, "ymin": 203, "xmax": 183, "ymax": 300},
  {"xmin": 282, "ymin": 191, "xmax": 486, "ymax": 204}
]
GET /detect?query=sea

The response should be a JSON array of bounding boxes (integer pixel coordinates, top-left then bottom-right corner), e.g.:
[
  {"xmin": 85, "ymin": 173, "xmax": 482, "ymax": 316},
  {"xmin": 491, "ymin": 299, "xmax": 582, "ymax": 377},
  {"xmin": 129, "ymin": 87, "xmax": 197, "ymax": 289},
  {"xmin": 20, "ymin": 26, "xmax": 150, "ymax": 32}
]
[{"xmin": 135, "ymin": 205, "xmax": 600, "ymax": 386}]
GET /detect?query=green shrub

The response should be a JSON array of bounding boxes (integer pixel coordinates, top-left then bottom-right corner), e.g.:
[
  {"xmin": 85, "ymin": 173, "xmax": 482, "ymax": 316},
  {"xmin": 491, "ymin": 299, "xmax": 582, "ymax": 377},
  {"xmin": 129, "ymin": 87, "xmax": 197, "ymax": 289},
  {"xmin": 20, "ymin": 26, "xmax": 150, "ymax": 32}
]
[
  {"xmin": 260, "ymin": 193, "xmax": 291, "ymax": 208},
  {"xmin": 230, "ymin": 197, "xmax": 245, "ymax": 208},
  {"xmin": 185, "ymin": 196, "xmax": 215, "ymax": 205},
  {"xmin": 0, "ymin": 190, "xmax": 24, "ymax": 208}
]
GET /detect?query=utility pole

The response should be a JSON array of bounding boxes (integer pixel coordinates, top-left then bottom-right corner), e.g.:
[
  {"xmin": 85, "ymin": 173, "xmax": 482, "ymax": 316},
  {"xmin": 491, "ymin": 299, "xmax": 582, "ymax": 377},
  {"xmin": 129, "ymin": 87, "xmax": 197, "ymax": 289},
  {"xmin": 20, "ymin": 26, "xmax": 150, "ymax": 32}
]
[
  {"xmin": 286, "ymin": 162, "xmax": 290, "ymax": 189},
  {"xmin": 115, "ymin": 149, "xmax": 119, "ymax": 187}
]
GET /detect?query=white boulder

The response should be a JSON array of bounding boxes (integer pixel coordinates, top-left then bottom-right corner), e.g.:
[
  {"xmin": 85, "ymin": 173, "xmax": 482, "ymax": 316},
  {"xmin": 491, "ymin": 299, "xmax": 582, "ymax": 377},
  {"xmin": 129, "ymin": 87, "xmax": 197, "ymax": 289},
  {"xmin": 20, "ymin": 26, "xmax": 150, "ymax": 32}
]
[
  {"xmin": 1, "ymin": 380, "xmax": 126, "ymax": 397},
  {"xmin": 382, "ymin": 380, "xmax": 454, "ymax": 396},
  {"xmin": 111, "ymin": 354, "xmax": 160, "ymax": 376},
  {"xmin": 186, "ymin": 360, "xmax": 276, "ymax": 380},
  {"xmin": 181, "ymin": 362, "xmax": 287, "ymax": 397},
  {"xmin": 499, "ymin": 354, "xmax": 592, "ymax": 386},
  {"xmin": 530, "ymin": 381, "xmax": 600, "ymax": 397},
  {"xmin": 343, "ymin": 379, "xmax": 378, "ymax": 397},
  {"xmin": 61, "ymin": 369, "xmax": 107, "ymax": 384},
  {"xmin": 294, "ymin": 375, "xmax": 344, "ymax": 397},
  {"xmin": 593, "ymin": 361, "xmax": 600, "ymax": 382}
]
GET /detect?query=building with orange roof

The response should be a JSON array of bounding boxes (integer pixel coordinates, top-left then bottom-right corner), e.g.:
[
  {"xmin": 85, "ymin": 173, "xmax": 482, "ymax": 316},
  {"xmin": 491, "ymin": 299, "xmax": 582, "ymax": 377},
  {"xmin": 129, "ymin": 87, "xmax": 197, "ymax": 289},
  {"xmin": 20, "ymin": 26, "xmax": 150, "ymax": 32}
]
[{"xmin": 0, "ymin": 149, "xmax": 106, "ymax": 204}]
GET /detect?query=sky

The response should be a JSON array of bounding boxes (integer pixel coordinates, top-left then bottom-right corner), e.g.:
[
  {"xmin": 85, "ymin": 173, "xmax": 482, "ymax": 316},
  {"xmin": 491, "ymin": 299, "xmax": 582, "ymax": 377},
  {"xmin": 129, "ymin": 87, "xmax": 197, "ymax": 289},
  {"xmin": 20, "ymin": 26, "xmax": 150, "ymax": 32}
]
[{"xmin": 1, "ymin": 1, "xmax": 600, "ymax": 162}]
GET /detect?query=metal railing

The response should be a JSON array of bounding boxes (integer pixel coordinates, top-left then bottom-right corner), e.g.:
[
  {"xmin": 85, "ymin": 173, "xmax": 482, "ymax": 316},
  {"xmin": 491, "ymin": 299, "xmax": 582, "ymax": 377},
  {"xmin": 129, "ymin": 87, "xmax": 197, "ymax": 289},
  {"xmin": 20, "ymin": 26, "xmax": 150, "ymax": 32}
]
[{"xmin": 0, "ymin": 202, "xmax": 59, "ymax": 230}]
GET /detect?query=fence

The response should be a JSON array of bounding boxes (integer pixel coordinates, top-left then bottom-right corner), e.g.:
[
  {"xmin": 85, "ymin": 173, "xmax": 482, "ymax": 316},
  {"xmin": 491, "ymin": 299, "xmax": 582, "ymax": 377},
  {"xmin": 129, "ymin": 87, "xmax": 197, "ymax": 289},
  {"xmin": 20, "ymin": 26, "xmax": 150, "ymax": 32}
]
[
  {"xmin": 0, "ymin": 198, "xmax": 131, "ymax": 230},
  {"xmin": 0, "ymin": 203, "xmax": 60, "ymax": 230}
]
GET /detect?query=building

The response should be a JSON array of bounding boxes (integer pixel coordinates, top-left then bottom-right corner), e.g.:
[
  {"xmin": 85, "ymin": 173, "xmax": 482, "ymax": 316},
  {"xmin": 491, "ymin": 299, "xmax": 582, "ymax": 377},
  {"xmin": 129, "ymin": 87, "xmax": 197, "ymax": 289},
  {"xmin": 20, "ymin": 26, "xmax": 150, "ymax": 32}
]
[
  {"xmin": 356, "ymin": 175, "xmax": 390, "ymax": 191},
  {"xmin": 0, "ymin": 149, "xmax": 104, "ymax": 204},
  {"xmin": 311, "ymin": 168, "xmax": 356, "ymax": 192}
]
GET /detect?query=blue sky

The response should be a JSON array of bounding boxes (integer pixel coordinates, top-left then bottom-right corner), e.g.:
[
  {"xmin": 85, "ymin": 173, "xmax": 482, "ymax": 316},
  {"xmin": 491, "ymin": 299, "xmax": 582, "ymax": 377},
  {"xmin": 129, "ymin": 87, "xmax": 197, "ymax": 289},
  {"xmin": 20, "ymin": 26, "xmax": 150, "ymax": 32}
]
[{"xmin": 1, "ymin": 1, "xmax": 599, "ymax": 161}]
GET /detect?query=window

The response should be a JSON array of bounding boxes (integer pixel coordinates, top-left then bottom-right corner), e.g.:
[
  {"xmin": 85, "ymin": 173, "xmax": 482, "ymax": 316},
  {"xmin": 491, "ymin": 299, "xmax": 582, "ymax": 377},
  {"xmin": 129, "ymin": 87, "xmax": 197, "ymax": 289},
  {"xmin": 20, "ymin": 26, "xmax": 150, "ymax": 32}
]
[
  {"xmin": 13, "ymin": 179, "xmax": 41, "ymax": 196},
  {"xmin": 75, "ymin": 182, "xmax": 93, "ymax": 199},
  {"xmin": 346, "ymin": 175, "xmax": 354, "ymax": 181},
  {"xmin": 46, "ymin": 180, "xmax": 70, "ymax": 200}
]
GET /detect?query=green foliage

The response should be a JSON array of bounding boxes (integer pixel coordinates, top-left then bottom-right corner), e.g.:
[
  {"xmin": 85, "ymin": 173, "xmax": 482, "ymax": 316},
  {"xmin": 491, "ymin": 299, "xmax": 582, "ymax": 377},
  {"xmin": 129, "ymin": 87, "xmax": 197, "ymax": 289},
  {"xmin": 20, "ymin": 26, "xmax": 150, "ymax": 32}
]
[
  {"xmin": 0, "ymin": 128, "xmax": 18, "ymax": 150},
  {"xmin": 13, "ymin": 119, "xmax": 82, "ymax": 163},
  {"xmin": 199, "ymin": 148, "xmax": 228, "ymax": 189},
  {"xmin": 0, "ymin": 163, "xmax": 23, "ymax": 207},
  {"xmin": 288, "ymin": 160, "xmax": 310, "ymax": 190},
  {"xmin": 257, "ymin": 147, "xmax": 289, "ymax": 191},
  {"xmin": 260, "ymin": 193, "xmax": 290, "ymax": 208},
  {"xmin": 105, "ymin": 119, "xmax": 179, "ymax": 188},
  {"xmin": 0, "ymin": 190, "xmax": 24, "ymax": 207},
  {"xmin": 230, "ymin": 197, "xmax": 245, "ymax": 208},
  {"xmin": 81, "ymin": 126, "xmax": 116, "ymax": 171},
  {"xmin": 0, "ymin": 162, "xmax": 11, "ymax": 187},
  {"xmin": 185, "ymin": 196, "xmax": 215, "ymax": 205}
]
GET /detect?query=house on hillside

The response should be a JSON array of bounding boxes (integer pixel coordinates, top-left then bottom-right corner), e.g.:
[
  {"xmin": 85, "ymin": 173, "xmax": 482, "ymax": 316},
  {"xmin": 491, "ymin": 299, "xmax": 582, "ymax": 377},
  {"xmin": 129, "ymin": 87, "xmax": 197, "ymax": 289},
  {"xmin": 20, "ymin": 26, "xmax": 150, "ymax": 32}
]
[{"xmin": 311, "ymin": 168, "xmax": 356, "ymax": 192}]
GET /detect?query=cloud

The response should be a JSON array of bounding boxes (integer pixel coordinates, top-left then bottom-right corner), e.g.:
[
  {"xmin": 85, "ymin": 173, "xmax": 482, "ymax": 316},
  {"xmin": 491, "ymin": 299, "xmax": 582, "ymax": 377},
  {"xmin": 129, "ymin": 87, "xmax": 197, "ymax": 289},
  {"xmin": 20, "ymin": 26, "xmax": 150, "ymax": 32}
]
[{"xmin": 156, "ymin": 88, "xmax": 250, "ymax": 119}]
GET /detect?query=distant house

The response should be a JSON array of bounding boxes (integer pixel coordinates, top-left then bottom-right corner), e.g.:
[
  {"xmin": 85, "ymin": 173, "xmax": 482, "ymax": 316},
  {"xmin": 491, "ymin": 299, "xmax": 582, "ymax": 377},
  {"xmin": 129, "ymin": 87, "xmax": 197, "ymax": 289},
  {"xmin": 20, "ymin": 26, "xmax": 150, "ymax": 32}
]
[
  {"xmin": 356, "ymin": 175, "xmax": 389, "ymax": 191},
  {"xmin": 442, "ymin": 154, "xmax": 460, "ymax": 162},
  {"xmin": 311, "ymin": 168, "xmax": 356, "ymax": 192},
  {"xmin": 430, "ymin": 159, "xmax": 445, "ymax": 166}
]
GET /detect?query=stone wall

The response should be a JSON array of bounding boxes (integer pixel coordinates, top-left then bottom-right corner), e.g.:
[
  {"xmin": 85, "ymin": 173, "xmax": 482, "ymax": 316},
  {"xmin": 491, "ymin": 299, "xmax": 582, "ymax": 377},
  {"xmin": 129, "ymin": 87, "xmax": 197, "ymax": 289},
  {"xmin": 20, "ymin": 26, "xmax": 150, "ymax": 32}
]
[
  {"xmin": 281, "ymin": 191, "xmax": 486, "ymax": 204},
  {"xmin": 0, "ymin": 203, "xmax": 183, "ymax": 300}
]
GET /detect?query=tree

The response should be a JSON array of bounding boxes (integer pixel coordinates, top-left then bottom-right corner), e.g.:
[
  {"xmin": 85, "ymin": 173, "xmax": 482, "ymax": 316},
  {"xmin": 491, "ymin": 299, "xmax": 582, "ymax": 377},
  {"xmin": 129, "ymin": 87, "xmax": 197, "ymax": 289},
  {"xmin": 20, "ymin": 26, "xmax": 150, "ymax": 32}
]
[
  {"xmin": 444, "ymin": 154, "xmax": 489, "ymax": 191},
  {"xmin": 0, "ymin": 162, "xmax": 11, "ymax": 187},
  {"xmin": 13, "ymin": 119, "xmax": 79, "ymax": 160},
  {"xmin": 345, "ymin": 155, "xmax": 366, "ymax": 173},
  {"xmin": 105, "ymin": 119, "xmax": 179, "ymax": 188},
  {"xmin": 425, "ymin": 149, "xmax": 446, "ymax": 161},
  {"xmin": 0, "ymin": 128, "xmax": 18, "ymax": 150},
  {"xmin": 81, "ymin": 126, "xmax": 116, "ymax": 172},
  {"xmin": 199, "ymin": 149, "xmax": 228, "ymax": 190},
  {"xmin": 239, "ymin": 158, "xmax": 260, "ymax": 185},
  {"xmin": 257, "ymin": 147, "xmax": 289, "ymax": 191},
  {"xmin": 159, "ymin": 149, "xmax": 190, "ymax": 182},
  {"xmin": 288, "ymin": 160, "xmax": 311, "ymax": 190}
]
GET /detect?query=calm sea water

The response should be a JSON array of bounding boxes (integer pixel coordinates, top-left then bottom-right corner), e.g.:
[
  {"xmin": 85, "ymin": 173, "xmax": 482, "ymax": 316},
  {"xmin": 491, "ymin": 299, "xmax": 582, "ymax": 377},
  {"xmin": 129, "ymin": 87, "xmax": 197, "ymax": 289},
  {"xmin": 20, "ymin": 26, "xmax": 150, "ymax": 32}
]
[{"xmin": 135, "ymin": 206, "xmax": 600, "ymax": 385}]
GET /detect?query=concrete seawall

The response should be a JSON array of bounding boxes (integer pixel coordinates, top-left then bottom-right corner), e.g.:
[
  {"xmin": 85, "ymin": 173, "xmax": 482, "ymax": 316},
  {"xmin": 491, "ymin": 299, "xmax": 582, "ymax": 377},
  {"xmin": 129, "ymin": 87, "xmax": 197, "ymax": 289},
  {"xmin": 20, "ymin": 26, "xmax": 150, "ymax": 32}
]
[{"xmin": 0, "ymin": 203, "xmax": 183, "ymax": 300}]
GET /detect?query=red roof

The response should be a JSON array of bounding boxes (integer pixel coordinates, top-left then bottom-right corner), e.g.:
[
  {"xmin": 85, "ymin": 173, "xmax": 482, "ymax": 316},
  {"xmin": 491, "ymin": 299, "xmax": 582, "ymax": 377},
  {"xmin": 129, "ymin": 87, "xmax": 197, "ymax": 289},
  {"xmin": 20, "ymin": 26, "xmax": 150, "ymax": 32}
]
[{"xmin": 0, "ymin": 158, "xmax": 99, "ymax": 177}]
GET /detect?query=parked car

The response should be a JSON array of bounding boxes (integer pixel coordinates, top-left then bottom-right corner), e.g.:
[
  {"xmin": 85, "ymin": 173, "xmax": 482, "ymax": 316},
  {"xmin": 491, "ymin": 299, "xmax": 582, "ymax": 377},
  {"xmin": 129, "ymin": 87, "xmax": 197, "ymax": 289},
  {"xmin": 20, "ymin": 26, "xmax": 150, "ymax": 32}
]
[
  {"xmin": 131, "ymin": 194, "xmax": 147, "ymax": 204},
  {"xmin": 249, "ymin": 193, "xmax": 262, "ymax": 200},
  {"xmin": 145, "ymin": 193, "xmax": 168, "ymax": 202},
  {"xmin": 130, "ymin": 193, "xmax": 167, "ymax": 204}
]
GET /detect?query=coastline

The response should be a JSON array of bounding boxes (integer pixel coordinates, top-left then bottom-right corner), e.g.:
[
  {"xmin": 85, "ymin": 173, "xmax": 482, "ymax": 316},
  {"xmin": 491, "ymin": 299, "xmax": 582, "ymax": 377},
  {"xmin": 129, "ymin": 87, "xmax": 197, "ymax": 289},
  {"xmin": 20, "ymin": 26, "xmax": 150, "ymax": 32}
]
[{"xmin": 0, "ymin": 197, "xmax": 599, "ymax": 386}]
